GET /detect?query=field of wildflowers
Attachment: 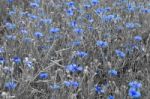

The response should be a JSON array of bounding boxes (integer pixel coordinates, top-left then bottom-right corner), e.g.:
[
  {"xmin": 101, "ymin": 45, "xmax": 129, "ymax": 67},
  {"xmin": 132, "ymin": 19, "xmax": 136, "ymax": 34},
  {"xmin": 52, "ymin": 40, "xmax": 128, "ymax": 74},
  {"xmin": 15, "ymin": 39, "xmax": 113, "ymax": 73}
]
[{"xmin": 0, "ymin": 0, "xmax": 150, "ymax": 99}]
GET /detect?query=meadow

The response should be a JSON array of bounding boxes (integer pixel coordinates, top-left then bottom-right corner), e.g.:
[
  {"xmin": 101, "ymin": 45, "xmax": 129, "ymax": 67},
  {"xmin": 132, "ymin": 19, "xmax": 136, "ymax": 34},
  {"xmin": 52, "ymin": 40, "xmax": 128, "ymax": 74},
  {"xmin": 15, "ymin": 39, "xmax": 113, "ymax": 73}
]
[{"xmin": 0, "ymin": 0, "xmax": 150, "ymax": 99}]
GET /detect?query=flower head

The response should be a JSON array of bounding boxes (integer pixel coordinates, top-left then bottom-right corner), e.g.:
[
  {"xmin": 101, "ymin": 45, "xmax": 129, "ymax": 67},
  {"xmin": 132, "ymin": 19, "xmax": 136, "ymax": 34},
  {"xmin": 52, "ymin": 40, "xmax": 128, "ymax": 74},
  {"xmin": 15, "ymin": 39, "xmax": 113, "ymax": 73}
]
[
  {"xmin": 34, "ymin": 32, "xmax": 44, "ymax": 39},
  {"xmin": 66, "ymin": 64, "xmax": 83, "ymax": 73},
  {"xmin": 115, "ymin": 50, "xmax": 126, "ymax": 58},
  {"xmin": 12, "ymin": 57, "xmax": 21, "ymax": 64},
  {"xmin": 39, "ymin": 72, "xmax": 48, "ymax": 79},
  {"xmin": 5, "ymin": 81, "xmax": 17, "ymax": 90},
  {"xmin": 129, "ymin": 88, "xmax": 141, "ymax": 98},
  {"xmin": 108, "ymin": 69, "xmax": 118, "ymax": 76},
  {"xmin": 134, "ymin": 35, "xmax": 142, "ymax": 42},
  {"xmin": 96, "ymin": 40, "xmax": 108, "ymax": 48},
  {"xmin": 129, "ymin": 81, "xmax": 142, "ymax": 89},
  {"xmin": 75, "ymin": 51, "xmax": 88, "ymax": 58},
  {"xmin": 95, "ymin": 85, "xmax": 105, "ymax": 94}
]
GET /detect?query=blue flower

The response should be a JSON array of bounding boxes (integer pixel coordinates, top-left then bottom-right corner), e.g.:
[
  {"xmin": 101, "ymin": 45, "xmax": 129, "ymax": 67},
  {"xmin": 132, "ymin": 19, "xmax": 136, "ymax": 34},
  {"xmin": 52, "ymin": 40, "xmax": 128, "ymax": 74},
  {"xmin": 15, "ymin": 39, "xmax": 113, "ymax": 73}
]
[
  {"xmin": 134, "ymin": 36, "xmax": 142, "ymax": 42},
  {"xmin": 96, "ymin": 40, "xmax": 108, "ymax": 48},
  {"xmin": 129, "ymin": 88, "xmax": 141, "ymax": 98},
  {"xmin": 91, "ymin": 0, "xmax": 100, "ymax": 5},
  {"xmin": 8, "ymin": 11, "xmax": 16, "ymax": 16},
  {"xmin": 7, "ymin": 0, "xmax": 14, "ymax": 3},
  {"xmin": 40, "ymin": 18, "xmax": 52, "ymax": 24},
  {"xmin": 70, "ymin": 20, "xmax": 78, "ymax": 27},
  {"xmin": 75, "ymin": 51, "xmax": 88, "ymax": 58},
  {"xmin": 66, "ymin": 64, "xmax": 83, "ymax": 73},
  {"xmin": 39, "ymin": 72, "xmax": 48, "ymax": 79},
  {"xmin": 5, "ymin": 22, "xmax": 16, "ymax": 30},
  {"xmin": 5, "ymin": 35, "xmax": 16, "ymax": 40},
  {"xmin": 108, "ymin": 69, "xmax": 118, "ymax": 76},
  {"xmin": 66, "ymin": 1, "xmax": 75, "ymax": 8},
  {"xmin": 115, "ymin": 50, "xmax": 126, "ymax": 58},
  {"xmin": 5, "ymin": 81, "xmax": 17, "ymax": 90},
  {"xmin": 0, "ymin": 47, "xmax": 5, "ymax": 53},
  {"xmin": 84, "ymin": 4, "xmax": 91, "ymax": 9},
  {"xmin": 30, "ymin": 2, "xmax": 39, "ymax": 8},
  {"xmin": 49, "ymin": 27, "xmax": 60, "ymax": 33},
  {"xmin": 64, "ymin": 81, "xmax": 79, "ymax": 88},
  {"xmin": 107, "ymin": 95, "xmax": 115, "ymax": 99},
  {"xmin": 66, "ymin": 8, "xmax": 74, "ymax": 16},
  {"xmin": 12, "ymin": 57, "xmax": 21, "ymax": 64},
  {"xmin": 73, "ymin": 28, "xmax": 84, "ymax": 35},
  {"xmin": 0, "ymin": 57, "xmax": 5, "ymax": 64},
  {"xmin": 34, "ymin": 32, "xmax": 44, "ymax": 39},
  {"xmin": 129, "ymin": 81, "xmax": 142, "ymax": 89},
  {"xmin": 95, "ymin": 85, "xmax": 105, "ymax": 94}
]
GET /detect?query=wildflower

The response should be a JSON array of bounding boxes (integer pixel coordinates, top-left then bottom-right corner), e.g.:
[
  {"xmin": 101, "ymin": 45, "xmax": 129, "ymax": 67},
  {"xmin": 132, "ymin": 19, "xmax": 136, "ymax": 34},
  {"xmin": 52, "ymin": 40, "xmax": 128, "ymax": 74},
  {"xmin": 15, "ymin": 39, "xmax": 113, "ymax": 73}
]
[
  {"xmin": 34, "ymin": 32, "xmax": 44, "ymax": 39},
  {"xmin": 40, "ymin": 18, "xmax": 52, "ymax": 24},
  {"xmin": 115, "ymin": 50, "xmax": 126, "ymax": 58},
  {"xmin": 66, "ymin": 64, "xmax": 83, "ymax": 73},
  {"xmin": 108, "ymin": 69, "xmax": 118, "ymax": 76},
  {"xmin": 134, "ymin": 35, "xmax": 142, "ymax": 42},
  {"xmin": 8, "ymin": 11, "xmax": 16, "ymax": 16},
  {"xmin": 96, "ymin": 40, "xmax": 108, "ymax": 48},
  {"xmin": 75, "ymin": 51, "xmax": 88, "ymax": 58},
  {"xmin": 0, "ymin": 47, "xmax": 5, "ymax": 53},
  {"xmin": 107, "ymin": 95, "xmax": 115, "ymax": 99},
  {"xmin": 70, "ymin": 20, "xmax": 78, "ymax": 27},
  {"xmin": 84, "ymin": 4, "xmax": 91, "ymax": 9},
  {"xmin": 20, "ymin": 29, "xmax": 28, "ymax": 35},
  {"xmin": 95, "ymin": 85, "xmax": 105, "ymax": 94},
  {"xmin": 5, "ymin": 35, "xmax": 16, "ymax": 40},
  {"xmin": 128, "ymin": 88, "xmax": 141, "ymax": 98},
  {"xmin": 73, "ymin": 28, "xmax": 84, "ymax": 35},
  {"xmin": 12, "ymin": 57, "xmax": 21, "ymax": 64},
  {"xmin": 5, "ymin": 81, "xmax": 17, "ymax": 90},
  {"xmin": 49, "ymin": 27, "xmax": 60, "ymax": 33},
  {"xmin": 129, "ymin": 81, "xmax": 142, "ymax": 89},
  {"xmin": 0, "ymin": 57, "xmax": 5, "ymax": 64},
  {"xmin": 3, "ymin": 67, "xmax": 14, "ymax": 74},
  {"xmin": 7, "ymin": 0, "xmax": 14, "ymax": 3},
  {"xmin": 39, "ymin": 72, "xmax": 48, "ymax": 79},
  {"xmin": 30, "ymin": 2, "xmax": 39, "ymax": 8},
  {"xmin": 91, "ymin": 0, "xmax": 100, "ymax": 5},
  {"xmin": 66, "ymin": 1, "xmax": 75, "ymax": 8},
  {"xmin": 64, "ymin": 81, "xmax": 79, "ymax": 88},
  {"xmin": 66, "ymin": 8, "xmax": 74, "ymax": 16},
  {"xmin": 5, "ymin": 22, "xmax": 16, "ymax": 30}
]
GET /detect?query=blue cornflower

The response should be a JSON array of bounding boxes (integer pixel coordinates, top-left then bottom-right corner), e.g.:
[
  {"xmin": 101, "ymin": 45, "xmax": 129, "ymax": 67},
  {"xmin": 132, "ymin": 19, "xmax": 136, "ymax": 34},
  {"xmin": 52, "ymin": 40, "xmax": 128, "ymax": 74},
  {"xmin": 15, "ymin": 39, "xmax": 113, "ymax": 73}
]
[
  {"xmin": 129, "ymin": 81, "xmax": 142, "ymax": 89},
  {"xmin": 40, "ymin": 18, "xmax": 52, "ymax": 24},
  {"xmin": 107, "ymin": 95, "xmax": 115, "ymax": 99},
  {"xmin": 125, "ymin": 22, "xmax": 141, "ymax": 29},
  {"xmin": 12, "ymin": 57, "xmax": 21, "ymax": 64},
  {"xmin": 64, "ymin": 81, "xmax": 79, "ymax": 88},
  {"xmin": 66, "ymin": 8, "xmax": 74, "ymax": 16},
  {"xmin": 84, "ymin": 4, "xmax": 91, "ymax": 9},
  {"xmin": 5, "ymin": 22, "xmax": 16, "ymax": 30},
  {"xmin": 95, "ymin": 8, "xmax": 106, "ymax": 15},
  {"xmin": 28, "ymin": 14, "xmax": 38, "ymax": 20},
  {"xmin": 134, "ymin": 35, "xmax": 142, "ymax": 42},
  {"xmin": 5, "ymin": 81, "xmax": 17, "ymax": 90},
  {"xmin": 30, "ymin": 2, "xmax": 39, "ymax": 8},
  {"xmin": 66, "ymin": 1, "xmax": 75, "ymax": 8},
  {"xmin": 20, "ymin": 29, "xmax": 28, "ymax": 35},
  {"xmin": 0, "ymin": 57, "xmax": 5, "ymax": 64},
  {"xmin": 49, "ymin": 27, "xmax": 60, "ymax": 33},
  {"xmin": 95, "ymin": 85, "xmax": 105, "ymax": 94},
  {"xmin": 66, "ymin": 64, "xmax": 83, "ymax": 73},
  {"xmin": 39, "ymin": 72, "xmax": 48, "ymax": 79},
  {"xmin": 73, "ymin": 28, "xmax": 84, "ymax": 35},
  {"xmin": 108, "ymin": 69, "xmax": 118, "ymax": 76},
  {"xmin": 64, "ymin": 81, "xmax": 71, "ymax": 87},
  {"xmin": 7, "ymin": 0, "xmax": 14, "ymax": 3},
  {"xmin": 0, "ymin": 47, "xmax": 5, "ymax": 53},
  {"xmin": 91, "ymin": 0, "xmax": 100, "ymax": 5},
  {"xmin": 129, "ymin": 88, "xmax": 141, "ymax": 98},
  {"xmin": 8, "ymin": 11, "xmax": 16, "ymax": 16},
  {"xmin": 25, "ymin": 61, "xmax": 33, "ymax": 69},
  {"xmin": 75, "ymin": 51, "xmax": 88, "ymax": 58},
  {"xmin": 70, "ymin": 20, "xmax": 78, "ymax": 27},
  {"xmin": 34, "ymin": 32, "xmax": 44, "ymax": 39},
  {"xmin": 115, "ymin": 50, "xmax": 126, "ymax": 58},
  {"xmin": 96, "ymin": 40, "xmax": 108, "ymax": 48},
  {"xmin": 70, "ymin": 81, "xmax": 79, "ymax": 88},
  {"xmin": 5, "ymin": 35, "xmax": 16, "ymax": 40}
]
